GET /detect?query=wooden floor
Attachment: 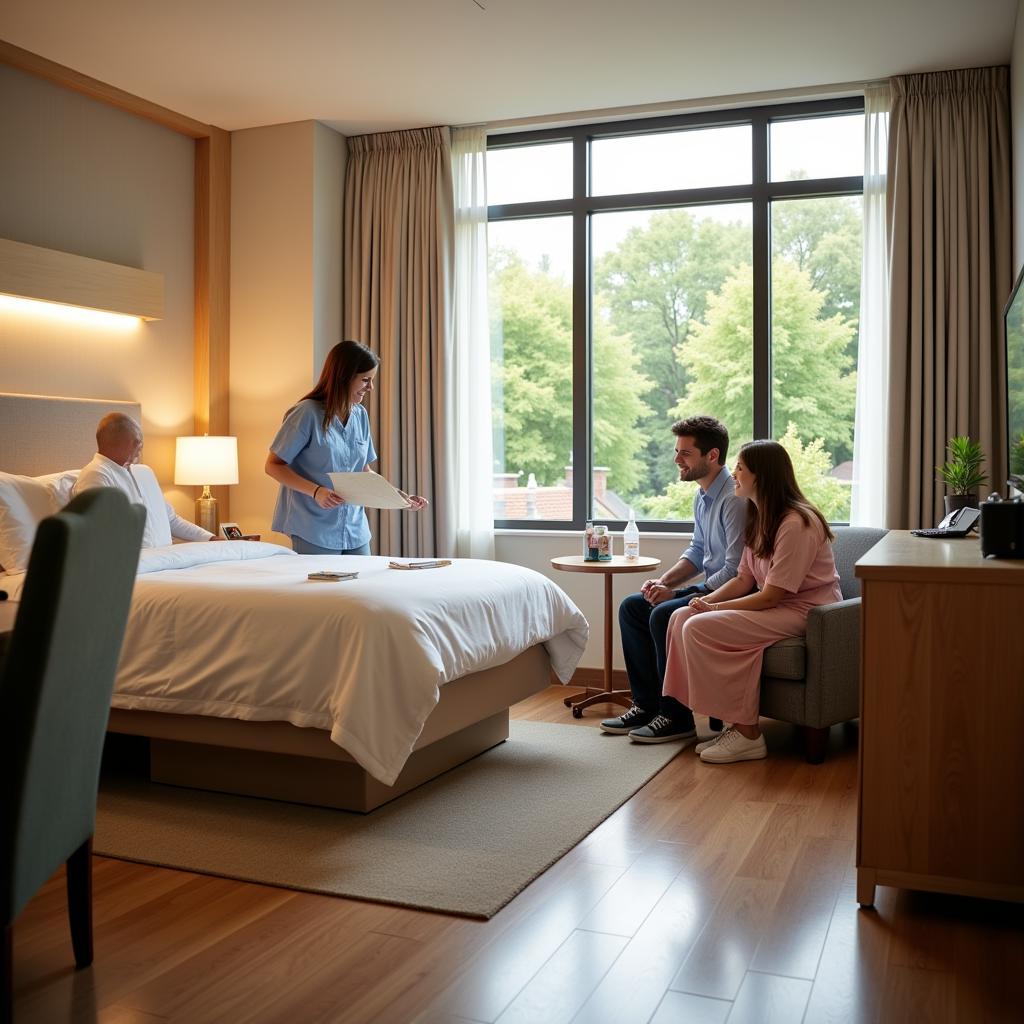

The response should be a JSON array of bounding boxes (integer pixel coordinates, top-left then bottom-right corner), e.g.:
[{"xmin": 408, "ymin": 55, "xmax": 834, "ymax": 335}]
[{"xmin": 11, "ymin": 686, "xmax": 1024, "ymax": 1023}]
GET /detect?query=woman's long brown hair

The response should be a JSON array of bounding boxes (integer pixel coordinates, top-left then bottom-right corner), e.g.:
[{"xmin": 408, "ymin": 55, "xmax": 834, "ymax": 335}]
[
  {"xmin": 738, "ymin": 439, "xmax": 834, "ymax": 558},
  {"xmin": 301, "ymin": 340, "xmax": 380, "ymax": 430}
]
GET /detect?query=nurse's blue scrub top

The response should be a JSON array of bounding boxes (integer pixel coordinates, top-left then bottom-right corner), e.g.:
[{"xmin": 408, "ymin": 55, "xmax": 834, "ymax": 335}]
[{"xmin": 270, "ymin": 399, "xmax": 378, "ymax": 550}]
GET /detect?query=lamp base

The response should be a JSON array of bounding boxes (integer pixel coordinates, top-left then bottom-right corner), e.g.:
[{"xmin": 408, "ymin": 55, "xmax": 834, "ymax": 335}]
[{"xmin": 195, "ymin": 494, "xmax": 218, "ymax": 535}]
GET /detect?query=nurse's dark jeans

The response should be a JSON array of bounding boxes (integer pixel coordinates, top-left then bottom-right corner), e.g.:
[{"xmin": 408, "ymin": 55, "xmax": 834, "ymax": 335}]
[{"xmin": 291, "ymin": 536, "xmax": 371, "ymax": 556}]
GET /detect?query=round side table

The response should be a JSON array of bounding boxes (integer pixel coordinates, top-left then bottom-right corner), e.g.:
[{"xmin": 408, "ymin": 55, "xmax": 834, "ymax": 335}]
[{"xmin": 550, "ymin": 554, "xmax": 661, "ymax": 718}]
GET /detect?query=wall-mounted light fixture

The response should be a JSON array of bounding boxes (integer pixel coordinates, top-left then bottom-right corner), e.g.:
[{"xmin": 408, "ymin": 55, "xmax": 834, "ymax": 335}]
[
  {"xmin": 0, "ymin": 237, "xmax": 164, "ymax": 321},
  {"xmin": 175, "ymin": 435, "xmax": 239, "ymax": 534}
]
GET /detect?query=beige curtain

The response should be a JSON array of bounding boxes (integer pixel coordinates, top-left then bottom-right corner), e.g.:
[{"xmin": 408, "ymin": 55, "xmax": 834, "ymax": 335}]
[
  {"xmin": 344, "ymin": 126, "xmax": 455, "ymax": 556},
  {"xmin": 886, "ymin": 67, "xmax": 1011, "ymax": 528}
]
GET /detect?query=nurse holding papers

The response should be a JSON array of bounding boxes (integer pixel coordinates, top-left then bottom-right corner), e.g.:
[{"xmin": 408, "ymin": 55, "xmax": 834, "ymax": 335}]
[
  {"xmin": 265, "ymin": 340, "xmax": 428, "ymax": 555},
  {"xmin": 328, "ymin": 471, "xmax": 416, "ymax": 509}
]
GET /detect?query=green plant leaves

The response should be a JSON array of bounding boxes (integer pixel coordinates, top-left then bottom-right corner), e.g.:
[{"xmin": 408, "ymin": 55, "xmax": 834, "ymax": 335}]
[{"xmin": 936, "ymin": 436, "xmax": 987, "ymax": 495}]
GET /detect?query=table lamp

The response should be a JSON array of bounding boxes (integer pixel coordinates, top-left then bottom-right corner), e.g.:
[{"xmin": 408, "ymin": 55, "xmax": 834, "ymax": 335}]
[{"xmin": 174, "ymin": 435, "xmax": 239, "ymax": 534}]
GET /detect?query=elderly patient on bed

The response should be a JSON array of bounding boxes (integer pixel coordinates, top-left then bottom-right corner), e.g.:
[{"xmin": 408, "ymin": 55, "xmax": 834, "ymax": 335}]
[{"xmin": 72, "ymin": 413, "xmax": 215, "ymax": 548}]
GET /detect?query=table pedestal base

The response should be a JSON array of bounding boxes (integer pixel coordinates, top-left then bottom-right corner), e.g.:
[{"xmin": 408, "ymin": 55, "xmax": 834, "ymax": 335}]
[
  {"xmin": 563, "ymin": 687, "xmax": 633, "ymax": 719},
  {"xmin": 549, "ymin": 554, "xmax": 662, "ymax": 722}
]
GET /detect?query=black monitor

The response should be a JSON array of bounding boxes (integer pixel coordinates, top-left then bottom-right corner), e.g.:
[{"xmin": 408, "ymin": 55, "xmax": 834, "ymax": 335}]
[{"xmin": 1003, "ymin": 264, "xmax": 1024, "ymax": 496}]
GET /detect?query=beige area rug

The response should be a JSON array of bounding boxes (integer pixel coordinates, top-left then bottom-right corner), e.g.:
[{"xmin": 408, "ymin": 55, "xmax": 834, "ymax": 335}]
[{"xmin": 94, "ymin": 720, "xmax": 681, "ymax": 919}]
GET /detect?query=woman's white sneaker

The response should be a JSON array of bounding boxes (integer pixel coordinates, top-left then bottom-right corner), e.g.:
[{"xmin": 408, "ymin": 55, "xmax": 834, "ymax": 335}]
[
  {"xmin": 699, "ymin": 727, "xmax": 767, "ymax": 763},
  {"xmin": 694, "ymin": 733, "xmax": 723, "ymax": 754}
]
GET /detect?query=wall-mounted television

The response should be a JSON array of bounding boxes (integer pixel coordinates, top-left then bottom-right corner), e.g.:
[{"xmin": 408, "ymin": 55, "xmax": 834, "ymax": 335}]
[{"xmin": 1004, "ymin": 265, "xmax": 1024, "ymax": 496}]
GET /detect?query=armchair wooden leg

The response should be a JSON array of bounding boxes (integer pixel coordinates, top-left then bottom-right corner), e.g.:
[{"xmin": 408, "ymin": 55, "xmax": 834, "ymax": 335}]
[
  {"xmin": 2, "ymin": 923, "xmax": 12, "ymax": 1024},
  {"xmin": 66, "ymin": 837, "xmax": 93, "ymax": 969},
  {"xmin": 802, "ymin": 726, "xmax": 830, "ymax": 764}
]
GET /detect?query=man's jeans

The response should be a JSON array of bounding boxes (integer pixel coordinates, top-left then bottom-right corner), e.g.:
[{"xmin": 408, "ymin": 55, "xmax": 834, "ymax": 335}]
[{"xmin": 618, "ymin": 585, "xmax": 705, "ymax": 729}]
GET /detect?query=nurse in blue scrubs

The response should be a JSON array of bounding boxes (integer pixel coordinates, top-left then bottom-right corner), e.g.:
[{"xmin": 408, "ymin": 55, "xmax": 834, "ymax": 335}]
[{"xmin": 265, "ymin": 340, "xmax": 427, "ymax": 554}]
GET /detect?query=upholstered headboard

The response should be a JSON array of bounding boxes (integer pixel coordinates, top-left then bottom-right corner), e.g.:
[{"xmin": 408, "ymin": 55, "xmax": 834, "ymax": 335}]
[{"xmin": 0, "ymin": 393, "xmax": 142, "ymax": 476}]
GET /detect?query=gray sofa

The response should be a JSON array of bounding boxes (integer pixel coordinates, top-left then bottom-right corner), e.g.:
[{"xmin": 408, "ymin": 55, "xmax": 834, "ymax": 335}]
[{"xmin": 758, "ymin": 526, "xmax": 887, "ymax": 763}]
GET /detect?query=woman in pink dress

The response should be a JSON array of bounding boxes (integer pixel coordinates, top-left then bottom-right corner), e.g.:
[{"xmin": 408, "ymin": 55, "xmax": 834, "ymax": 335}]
[{"xmin": 659, "ymin": 439, "xmax": 842, "ymax": 764}]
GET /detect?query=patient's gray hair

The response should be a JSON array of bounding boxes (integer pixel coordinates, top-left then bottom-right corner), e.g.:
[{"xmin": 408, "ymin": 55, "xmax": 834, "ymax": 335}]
[{"xmin": 96, "ymin": 412, "xmax": 142, "ymax": 448}]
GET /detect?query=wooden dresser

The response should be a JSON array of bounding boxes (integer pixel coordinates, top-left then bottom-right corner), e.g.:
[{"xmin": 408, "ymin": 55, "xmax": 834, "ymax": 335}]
[{"xmin": 854, "ymin": 530, "xmax": 1024, "ymax": 906}]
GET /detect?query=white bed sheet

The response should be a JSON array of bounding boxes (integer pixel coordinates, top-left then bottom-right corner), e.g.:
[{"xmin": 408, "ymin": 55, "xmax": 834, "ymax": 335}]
[{"xmin": 106, "ymin": 542, "xmax": 588, "ymax": 785}]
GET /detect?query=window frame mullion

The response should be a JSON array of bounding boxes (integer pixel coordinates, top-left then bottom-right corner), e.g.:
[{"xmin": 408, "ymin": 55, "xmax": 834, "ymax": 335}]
[{"xmin": 572, "ymin": 129, "xmax": 591, "ymax": 529}]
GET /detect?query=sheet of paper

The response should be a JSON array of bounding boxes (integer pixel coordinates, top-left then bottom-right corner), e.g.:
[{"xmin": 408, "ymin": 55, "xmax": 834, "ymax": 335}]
[
  {"xmin": 388, "ymin": 559, "xmax": 452, "ymax": 570},
  {"xmin": 327, "ymin": 471, "xmax": 412, "ymax": 509}
]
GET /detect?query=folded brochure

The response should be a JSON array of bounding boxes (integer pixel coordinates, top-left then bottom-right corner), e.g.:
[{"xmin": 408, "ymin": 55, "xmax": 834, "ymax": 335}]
[
  {"xmin": 327, "ymin": 470, "xmax": 412, "ymax": 509},
  {"xmin": 388, "ymin": 559, "xmax": 451, "ymax": 570}
]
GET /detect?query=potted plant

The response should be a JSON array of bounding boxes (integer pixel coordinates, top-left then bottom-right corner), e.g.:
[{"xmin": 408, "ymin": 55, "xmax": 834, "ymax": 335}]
[{"xmin": 937, "ymin": 436, "xmax": 987, "ymax": 514}]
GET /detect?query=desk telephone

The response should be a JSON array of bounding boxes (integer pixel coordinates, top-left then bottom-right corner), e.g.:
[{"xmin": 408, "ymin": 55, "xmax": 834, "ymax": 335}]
[{"xmin": 911, "ymin": 506, "xmax": 981, "ymax": 538}]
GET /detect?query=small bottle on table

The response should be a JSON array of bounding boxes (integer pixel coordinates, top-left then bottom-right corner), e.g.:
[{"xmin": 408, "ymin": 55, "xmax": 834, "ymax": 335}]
[{"xmin": 623, "ymin": 509, "xmax": 640, "ymax": 560}]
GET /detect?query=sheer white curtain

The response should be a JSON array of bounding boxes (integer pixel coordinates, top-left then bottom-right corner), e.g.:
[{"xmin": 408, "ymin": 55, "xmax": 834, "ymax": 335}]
[
  {"xmin": 450, "ymin": 126, "xmax": 495, "ymax": 558},
  {"xmin": 850, "ymin": 85, "xmax": 891, "ymax": 526}
]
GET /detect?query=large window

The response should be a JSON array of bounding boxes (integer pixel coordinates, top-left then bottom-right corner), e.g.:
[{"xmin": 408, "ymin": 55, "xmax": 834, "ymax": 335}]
[{"xmin": 488, "ymin": 99, "xmax": 864, "ymax": 528}]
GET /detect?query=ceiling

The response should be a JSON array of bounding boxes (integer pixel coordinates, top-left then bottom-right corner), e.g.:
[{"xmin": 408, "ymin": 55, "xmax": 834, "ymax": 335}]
[{"xmin": 0, "ymin": 0, "xmax": 1018, "ymax": 135}]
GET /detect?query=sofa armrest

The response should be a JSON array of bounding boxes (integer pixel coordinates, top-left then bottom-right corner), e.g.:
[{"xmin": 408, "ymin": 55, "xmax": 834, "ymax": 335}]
[{"xmin": 803, "ymin": 597, "xmax": 861, "ymax": 727}]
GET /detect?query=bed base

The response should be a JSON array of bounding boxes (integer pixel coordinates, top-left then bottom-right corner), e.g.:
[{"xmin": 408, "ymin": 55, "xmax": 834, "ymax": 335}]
[{"xmin": 107, "ymin": 644, "xmax": 552, "ymax": 812}]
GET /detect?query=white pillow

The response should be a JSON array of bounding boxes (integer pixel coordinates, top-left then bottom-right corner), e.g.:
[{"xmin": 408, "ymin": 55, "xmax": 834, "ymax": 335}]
[
  {"xmin": 43, "ymin": 469, "xmax": 80, "ymax": 507},
  {"xmin": 0, "ymin": 470, "xmax": 81, "ymax": 573}
]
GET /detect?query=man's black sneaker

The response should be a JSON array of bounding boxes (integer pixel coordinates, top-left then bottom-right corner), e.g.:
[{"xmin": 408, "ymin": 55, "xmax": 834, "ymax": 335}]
[
  {"xmin": 629, "ymin": 714, "xmax": 697, "ymax": 745},
  {"xmin": 600, "ymin": 705, "xmax": 654, "ymax": 735}
]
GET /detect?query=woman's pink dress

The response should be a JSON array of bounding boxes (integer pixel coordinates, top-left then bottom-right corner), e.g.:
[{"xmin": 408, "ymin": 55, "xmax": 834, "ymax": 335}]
[{"xmin": 662, "ymin": 511, "xmax": 842, "ymax": 726}]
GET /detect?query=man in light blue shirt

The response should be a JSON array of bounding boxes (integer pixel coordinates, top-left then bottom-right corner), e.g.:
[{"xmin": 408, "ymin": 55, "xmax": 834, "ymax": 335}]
[{"xmin": 603, "ymin": 415, "xmax": 747, "ymax": 744}]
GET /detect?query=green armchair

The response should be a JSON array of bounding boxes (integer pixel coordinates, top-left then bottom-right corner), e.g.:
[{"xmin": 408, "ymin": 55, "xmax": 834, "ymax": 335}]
[{"xmin": 2, "ymin": 488, "xmax": 144, "ymax": 1021}]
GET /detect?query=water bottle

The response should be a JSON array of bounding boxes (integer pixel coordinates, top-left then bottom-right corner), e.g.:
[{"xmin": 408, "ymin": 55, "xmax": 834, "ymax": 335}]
[{"xmin": 623, "ymin": 509, "xmax": 640, "ymax": 560}]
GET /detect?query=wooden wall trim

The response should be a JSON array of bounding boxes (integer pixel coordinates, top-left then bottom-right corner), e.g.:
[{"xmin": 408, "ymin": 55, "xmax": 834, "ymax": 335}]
[
  {"xmin": 194, "ymin": 130, "xmax": 231, "ymax": 435},
  {"xmin": 0, "ymin": 237, "xmax": 164, "ymax": 319},
  {"xmin": 0, "ymin": 38, "xmax": 212, "ymax": 139},
  {"xmin": 0, "ymin": 39, "xmax": 231, "ymax": 517},
  {"xmin": 194, "ymin": 129, "xmax": 232, "ymax": 514}
]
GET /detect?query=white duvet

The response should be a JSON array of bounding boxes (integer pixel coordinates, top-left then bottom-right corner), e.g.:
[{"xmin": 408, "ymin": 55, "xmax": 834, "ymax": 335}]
[{"xmin": 105, "ymin": 542, "xmax": 588, "ymax": 785}]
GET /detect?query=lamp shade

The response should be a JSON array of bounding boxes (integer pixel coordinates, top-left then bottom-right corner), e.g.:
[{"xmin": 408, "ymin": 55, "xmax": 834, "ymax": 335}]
[{"xmin": 174, "ymin": 436, "xmax": 239, "ymax": 486}]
